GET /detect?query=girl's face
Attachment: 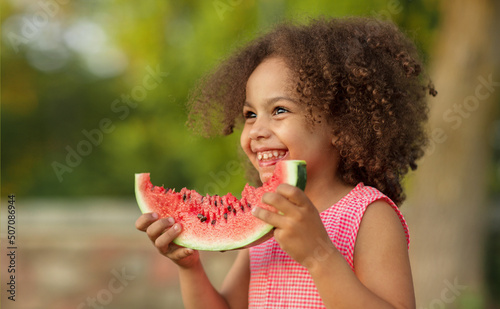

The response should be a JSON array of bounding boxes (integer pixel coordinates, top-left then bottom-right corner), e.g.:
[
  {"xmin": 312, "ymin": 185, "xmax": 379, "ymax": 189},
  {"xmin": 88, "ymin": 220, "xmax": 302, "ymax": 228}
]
[{"xmin": 240, "ymin": 57, "xmax": 340, "ymax": 184}]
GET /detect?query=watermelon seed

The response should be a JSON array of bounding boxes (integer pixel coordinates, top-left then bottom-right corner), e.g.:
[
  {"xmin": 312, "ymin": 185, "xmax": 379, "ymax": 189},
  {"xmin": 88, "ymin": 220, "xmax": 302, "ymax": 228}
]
[
  {"xmin": 247, "ymin": 202, "xmax": 251, "ymax": 208},
  {"xmin": 223, "ymin": 213, "xmax": 228, "ymax": 220},
  {"xmin": 227, "ymin": 206, "xmax": 232, "ymax": 212},
  {"xmin": 200, "ymin": 216, "xmax": 207, "ymax": 223},
  {"xmin": 214, "ymin": 200, "xmax": 218, "ymax": 207},
  {"xmin": 201, "ymin": 196, "xmax": 204, "ymax": 202},
  {"xmin": 233, "ymin": 209, "xmax": 236, "ymax": 215},
  {"xmin": 240, "ymin": 205, "xmax": 245, "ymax": 211},
  {"xmin": 183, "ymin": 193, "xmax": 187, "ymax": 202},
  {"xmin": 211, "ymin": 219, "xmax": 216, "ymax": 225}
]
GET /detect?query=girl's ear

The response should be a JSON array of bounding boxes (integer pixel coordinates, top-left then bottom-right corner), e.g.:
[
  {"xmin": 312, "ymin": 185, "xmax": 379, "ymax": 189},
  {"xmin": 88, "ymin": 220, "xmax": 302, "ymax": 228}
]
[{"xmin": 331, "ymin": 135, "xmax": 339, "ymax": 146}]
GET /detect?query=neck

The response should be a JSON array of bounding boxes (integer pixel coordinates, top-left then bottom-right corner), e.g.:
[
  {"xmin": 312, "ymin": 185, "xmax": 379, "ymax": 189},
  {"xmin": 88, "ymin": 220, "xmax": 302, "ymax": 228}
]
[{"xmin": 305, "ymin": 171, "xmax": 354, "ymax": 213}]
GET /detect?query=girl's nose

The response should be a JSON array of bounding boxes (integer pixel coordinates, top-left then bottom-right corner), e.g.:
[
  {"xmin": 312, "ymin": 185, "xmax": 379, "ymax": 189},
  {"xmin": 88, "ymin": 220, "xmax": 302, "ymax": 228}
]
[{"xmin": 248, "ymin": 116, "xmax": 271, "ymax": 140}]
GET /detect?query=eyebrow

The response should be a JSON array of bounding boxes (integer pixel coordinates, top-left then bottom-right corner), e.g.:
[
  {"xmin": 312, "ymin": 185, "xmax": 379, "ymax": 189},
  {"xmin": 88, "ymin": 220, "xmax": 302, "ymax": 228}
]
[{"xmin": 244, "ymin": 96, "xmax": 298, "ymax": 107}]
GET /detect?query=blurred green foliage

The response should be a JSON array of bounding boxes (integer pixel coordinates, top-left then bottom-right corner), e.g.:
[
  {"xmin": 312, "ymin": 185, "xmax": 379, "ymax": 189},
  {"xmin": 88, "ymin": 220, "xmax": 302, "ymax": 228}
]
[{"xmin": 1, "ymin": 0, "xmax": 440, "ymax": 197}]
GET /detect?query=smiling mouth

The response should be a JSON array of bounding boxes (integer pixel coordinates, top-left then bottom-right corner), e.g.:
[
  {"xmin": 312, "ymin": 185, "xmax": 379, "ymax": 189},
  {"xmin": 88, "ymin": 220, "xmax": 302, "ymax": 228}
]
[{"xmin": 257, "ymin": 150, "xmax": 287, "ymax": 162}]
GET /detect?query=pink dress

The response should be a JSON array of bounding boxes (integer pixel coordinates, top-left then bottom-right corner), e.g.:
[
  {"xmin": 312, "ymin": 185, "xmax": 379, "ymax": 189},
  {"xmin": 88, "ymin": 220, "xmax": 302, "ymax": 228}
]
[{"xmin": 248, "ymin": 183, "xmax": 410, "ymax": 308}]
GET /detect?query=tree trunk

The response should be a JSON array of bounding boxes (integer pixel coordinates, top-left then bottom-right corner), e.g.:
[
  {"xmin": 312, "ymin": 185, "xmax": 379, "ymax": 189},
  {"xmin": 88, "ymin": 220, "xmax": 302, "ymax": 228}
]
[{"xmin": 404, "ymin": 0, "xmax": 500, "ymax": 307}]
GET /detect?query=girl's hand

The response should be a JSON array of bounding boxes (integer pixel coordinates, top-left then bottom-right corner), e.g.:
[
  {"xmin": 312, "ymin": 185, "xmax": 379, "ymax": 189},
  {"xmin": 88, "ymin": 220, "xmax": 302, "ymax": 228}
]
[
  {"xmin": 252, "ymin": 183, "xmax": 336, "ymax": 269},
  {"xmin": 135, "ymin": 213, "xmax": 200, "ymax": 269}
]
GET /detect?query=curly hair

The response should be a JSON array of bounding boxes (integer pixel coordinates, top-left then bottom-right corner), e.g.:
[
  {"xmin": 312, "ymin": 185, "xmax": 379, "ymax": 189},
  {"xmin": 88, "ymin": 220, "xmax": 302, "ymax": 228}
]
[{"xmin": 187, "ymin": 16, "xmax": 436, "ymax": 206}]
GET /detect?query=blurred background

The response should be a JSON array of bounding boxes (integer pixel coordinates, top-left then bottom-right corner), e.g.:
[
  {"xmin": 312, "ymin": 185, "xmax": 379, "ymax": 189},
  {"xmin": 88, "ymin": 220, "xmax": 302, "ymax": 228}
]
[{"xmin": 1, "ymin": 0, "xmax": 499, "ymax": 308}]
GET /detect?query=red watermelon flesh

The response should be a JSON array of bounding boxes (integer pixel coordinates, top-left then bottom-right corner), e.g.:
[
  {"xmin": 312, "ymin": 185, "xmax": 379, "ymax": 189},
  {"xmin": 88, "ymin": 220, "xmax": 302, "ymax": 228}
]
[{"xmin": 135, "ymin": 160, "xmax": 306, "ymax": 251}]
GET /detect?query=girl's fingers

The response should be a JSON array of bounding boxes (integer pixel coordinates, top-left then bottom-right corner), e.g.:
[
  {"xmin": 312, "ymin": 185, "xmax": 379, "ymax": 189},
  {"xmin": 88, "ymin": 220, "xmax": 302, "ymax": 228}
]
[
  {"xmin": 146, "ymin": 217, "xmax": 177, "ymax": 243},
  {"xmin": 154, "ymin": 222, "xmax": 182, "ymax": 253},
  {"xmin": 136, "ymin": 213, "xmax": 197, "ymax": 265},
  {"xmin": 168, "ymin": 247, "xmax": 195, "ymax": 260},
  {"xmin": 135, "ymin": 212, "xmax": 159, "ymax": 231},
  {"xmin": 261, "ymin": 191, "xmax": 293, "ymax": 214},
  {"xmin": 261, "ymin": 184, "xmax": 310, "ymax": 215},
  {"xmin": 252, "ymin": 206, "xmax": 285, "ymax": 227},
  {"xmin": 275, "ymin": 183, "xmax": 309, "ymax": 207}
]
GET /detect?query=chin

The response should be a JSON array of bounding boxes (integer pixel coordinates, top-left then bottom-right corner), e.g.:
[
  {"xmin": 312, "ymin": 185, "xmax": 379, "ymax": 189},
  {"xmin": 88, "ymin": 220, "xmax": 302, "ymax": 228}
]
[{"xmin": 259, "ymin": 170, "xmax": 275, "ymax": 183}]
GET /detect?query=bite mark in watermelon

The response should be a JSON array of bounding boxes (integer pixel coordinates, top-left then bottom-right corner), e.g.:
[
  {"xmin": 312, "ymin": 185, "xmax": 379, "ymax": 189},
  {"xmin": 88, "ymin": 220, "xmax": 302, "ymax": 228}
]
[{"xmin": 135, "ymin": 160, "xmax": 307, "ymax": 251}]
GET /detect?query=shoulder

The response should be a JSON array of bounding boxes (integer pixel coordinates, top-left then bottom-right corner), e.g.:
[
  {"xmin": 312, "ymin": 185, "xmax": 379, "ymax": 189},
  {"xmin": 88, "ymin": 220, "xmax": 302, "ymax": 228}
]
[
  {"xmin": 325, "ymin": 183, "xmax": 404, "ymax": 227},
  {"xmin": 354, "ymin": 199, "xmax": 410, "ymax": 271},
  {"xmin": 349, "ymin": 184, "xmax": 409, "ymax": 247},
  {"xmin": 359, "ymin": 200, "xmax": 408, "ymax": 242}
]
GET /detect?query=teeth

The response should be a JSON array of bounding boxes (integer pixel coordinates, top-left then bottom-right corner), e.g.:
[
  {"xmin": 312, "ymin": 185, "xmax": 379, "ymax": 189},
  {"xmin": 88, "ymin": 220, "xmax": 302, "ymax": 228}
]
[{"xmin": 256, "ymin": 150, "xmax": 286, "ymax": 161}]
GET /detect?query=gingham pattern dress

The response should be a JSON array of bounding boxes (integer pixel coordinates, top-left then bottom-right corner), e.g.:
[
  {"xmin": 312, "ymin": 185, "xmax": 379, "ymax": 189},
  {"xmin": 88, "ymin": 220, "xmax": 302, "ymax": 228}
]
[{"xmin": 248, "ymin": 183, "xmax": 409, "ymax": 308}]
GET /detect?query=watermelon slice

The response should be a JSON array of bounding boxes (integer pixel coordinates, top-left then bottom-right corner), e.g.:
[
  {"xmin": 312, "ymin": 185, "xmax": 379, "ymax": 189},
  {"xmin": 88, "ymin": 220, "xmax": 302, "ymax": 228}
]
[{"xmin": 135, "ymin": 160, "xmax": 306, "ymax": 251}]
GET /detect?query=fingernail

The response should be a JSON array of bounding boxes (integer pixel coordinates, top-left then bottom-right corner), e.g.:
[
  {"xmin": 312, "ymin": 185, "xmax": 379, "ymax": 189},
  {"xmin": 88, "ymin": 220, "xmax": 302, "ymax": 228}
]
[
  {"xmin": 151, "ymin": 213, "xmax": 159, "ymax": 219},
  {"xmin": 173, "ymin": 223, "xmax": 180, "ymax": 231},
  {"xmin": 167, "ymin": 217, "xmax": 174, "ymax": 224}
]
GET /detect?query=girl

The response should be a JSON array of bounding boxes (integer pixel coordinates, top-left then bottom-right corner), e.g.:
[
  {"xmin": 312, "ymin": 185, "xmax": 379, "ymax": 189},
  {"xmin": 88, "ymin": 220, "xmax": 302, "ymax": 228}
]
[{"xmin": 136, "ymin": 16, "xmax": 436, "ymax": 308}]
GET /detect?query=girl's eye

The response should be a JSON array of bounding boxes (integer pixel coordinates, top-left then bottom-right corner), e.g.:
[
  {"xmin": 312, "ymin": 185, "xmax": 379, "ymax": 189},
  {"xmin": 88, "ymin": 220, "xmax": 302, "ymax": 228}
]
[
  {"xmin": 244, "ymin": 111, "xmax": 256, "ymax": 119},
  {"xmin": 273, "ymin": 106, "xmax": 288, "ymax": 115}
]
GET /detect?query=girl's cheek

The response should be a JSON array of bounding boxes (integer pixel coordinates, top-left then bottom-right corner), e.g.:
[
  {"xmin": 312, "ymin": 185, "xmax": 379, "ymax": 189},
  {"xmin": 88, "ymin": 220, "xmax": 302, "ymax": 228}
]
[
  {"xmin": 240, "ymin": 135, "xmax": 246, "ymax": 149},
  {"xmin": 240, "ymin": 130, "xmax": 251, "ymax": 156},
  {"xmin": 240, "ymin": 127, "xmax": 247, "ymax": 146}
]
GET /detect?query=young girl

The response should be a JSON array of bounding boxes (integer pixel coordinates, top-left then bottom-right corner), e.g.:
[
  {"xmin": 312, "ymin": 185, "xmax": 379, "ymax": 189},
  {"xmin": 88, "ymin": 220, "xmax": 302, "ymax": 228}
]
[{"xmin": 136, "ymin": 16, "xmax": 436, "ymax": 308}]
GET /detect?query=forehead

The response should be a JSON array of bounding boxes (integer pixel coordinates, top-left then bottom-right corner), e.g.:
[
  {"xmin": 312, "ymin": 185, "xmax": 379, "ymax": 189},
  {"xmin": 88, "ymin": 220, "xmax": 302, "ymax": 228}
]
[{"xmin": 246, "ymin": 57, "xmax": 295, "ymax": 100}]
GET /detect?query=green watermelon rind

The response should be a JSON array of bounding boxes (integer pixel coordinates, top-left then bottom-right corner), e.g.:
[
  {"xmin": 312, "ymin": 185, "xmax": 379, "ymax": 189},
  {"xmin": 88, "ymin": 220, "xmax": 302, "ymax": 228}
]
[
  {"xmin": 283, "ymin": 159, "xmax": 307, "ymax": 191},
  {"xmin": 134, "ymin": 160, "xmax": 307, "ymax": 251},
  {"xmin": 172, "ymin": 222, "xmax": 273, "ymax": 251},
  {"xmin": 135, "ymin": 174, "xmax": 154, "ymax": 214}
]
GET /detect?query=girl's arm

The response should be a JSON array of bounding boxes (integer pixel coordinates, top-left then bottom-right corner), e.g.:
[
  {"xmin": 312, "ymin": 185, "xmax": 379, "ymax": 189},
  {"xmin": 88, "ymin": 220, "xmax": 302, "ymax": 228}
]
[
  {"xmin": 179, "ymin": 249, "xmax": 250, "ymax": 309},
  {"xmin": 308, "ymin": 200, "xmax": 415, "ymax": 309},
  {"xmin": 220, "ymin": 249, "xmax": 250, "ymax": 308},
  {"xmin": 254, "ymin": 184, "xmax": 415, "ymax": 309},
  {"xmin": 136, "ymin": 213, "xmax": 250, "ymax": 309},
  {"xmin": 177, "ymin": 259, "xmax": 230, "ymax": 309}
]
